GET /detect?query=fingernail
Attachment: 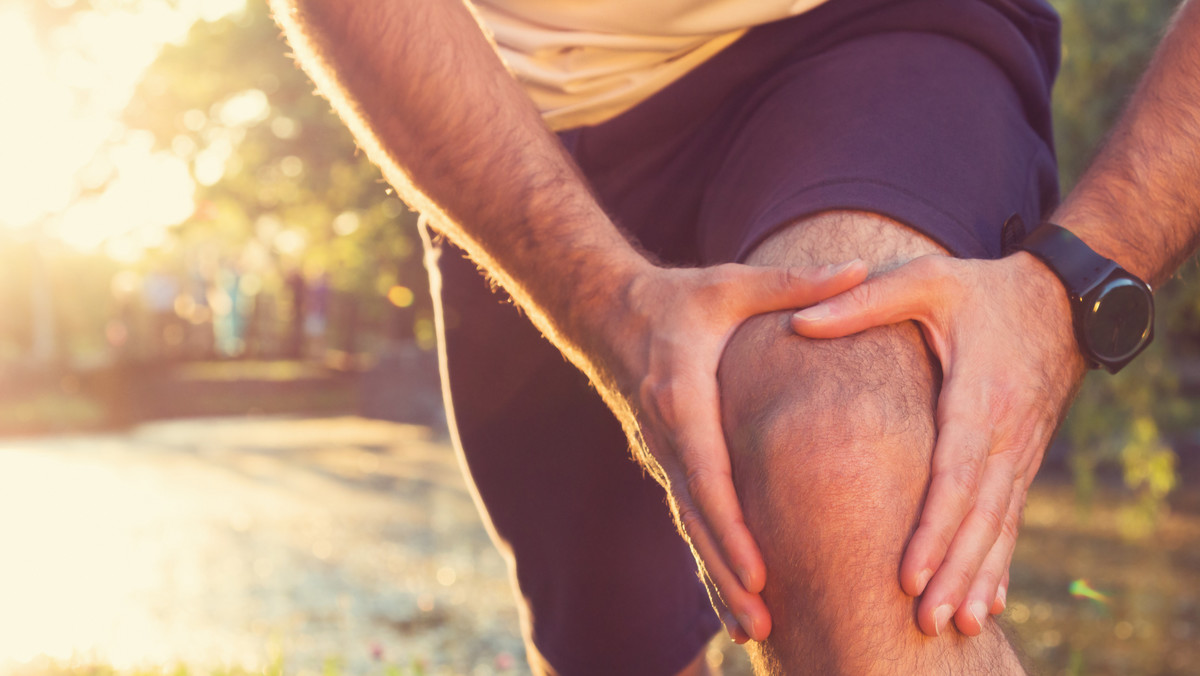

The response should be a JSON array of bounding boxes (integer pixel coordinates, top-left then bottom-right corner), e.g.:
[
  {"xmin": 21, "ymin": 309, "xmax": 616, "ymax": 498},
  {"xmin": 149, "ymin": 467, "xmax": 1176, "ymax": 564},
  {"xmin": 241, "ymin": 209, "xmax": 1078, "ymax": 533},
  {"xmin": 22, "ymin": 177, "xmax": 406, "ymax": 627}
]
[
  {"xmin": 996, "ymin": 586, "xmax": 1008, "ymax": 612},
  {"xmin": 970, "ymin": 601, "xmax": 988, "ymax": 631},
  {"xmin": 793, "ymin": 304, "xmax": 830, "ymax": 321},
  {"xmin": 914, "ymin": 568, "xmax": 933, "ymax": 595},
  {"xmin": 933, "ymin": 604, "xmax": 953, "ymax": 637}
]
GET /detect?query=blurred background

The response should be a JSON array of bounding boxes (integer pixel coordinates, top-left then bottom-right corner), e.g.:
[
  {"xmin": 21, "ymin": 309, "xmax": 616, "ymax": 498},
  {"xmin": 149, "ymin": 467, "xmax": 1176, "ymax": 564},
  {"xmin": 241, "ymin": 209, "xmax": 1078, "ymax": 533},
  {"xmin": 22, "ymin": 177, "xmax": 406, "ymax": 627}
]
[{"xmin": 0, "ymin": 0, "xmax": 1196, "ymax": 674}]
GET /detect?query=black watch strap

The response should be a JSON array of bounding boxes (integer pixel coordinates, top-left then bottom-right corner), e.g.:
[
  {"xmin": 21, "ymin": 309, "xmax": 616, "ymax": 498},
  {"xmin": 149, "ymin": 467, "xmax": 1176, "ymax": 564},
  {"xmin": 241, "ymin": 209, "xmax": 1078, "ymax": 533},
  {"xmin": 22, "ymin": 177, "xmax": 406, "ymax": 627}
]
[
  {"xmin": 1014, "ymin": 220, "xmax": 1155, "ymax": 374},
  {"xmin": 1017, "ymin": 223, "xmax": 1120, "ymax": 300}
]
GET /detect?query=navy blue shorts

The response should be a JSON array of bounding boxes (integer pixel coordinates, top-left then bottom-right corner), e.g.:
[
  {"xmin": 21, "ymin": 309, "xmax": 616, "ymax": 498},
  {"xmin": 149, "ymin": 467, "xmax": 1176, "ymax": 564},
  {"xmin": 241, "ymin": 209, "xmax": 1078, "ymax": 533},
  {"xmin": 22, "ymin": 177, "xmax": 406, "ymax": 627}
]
[{"xmin": 427, "ymin": 0, "xmax": 1060, "ymax": 672}]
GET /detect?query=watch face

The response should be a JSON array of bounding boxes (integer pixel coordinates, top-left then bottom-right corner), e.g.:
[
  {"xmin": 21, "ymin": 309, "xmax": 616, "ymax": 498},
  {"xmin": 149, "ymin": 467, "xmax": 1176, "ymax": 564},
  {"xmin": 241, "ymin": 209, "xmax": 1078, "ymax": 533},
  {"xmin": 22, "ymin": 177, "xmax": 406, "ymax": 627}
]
[{"xmin": 1083, "ymin": 277, "xmax": 1154, "ymax": 360}]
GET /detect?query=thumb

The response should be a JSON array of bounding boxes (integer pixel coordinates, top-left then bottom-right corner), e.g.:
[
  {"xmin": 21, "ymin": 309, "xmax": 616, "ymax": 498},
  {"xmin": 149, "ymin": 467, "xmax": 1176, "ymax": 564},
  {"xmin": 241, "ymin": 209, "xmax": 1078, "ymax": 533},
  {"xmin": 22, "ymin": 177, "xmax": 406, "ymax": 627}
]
[
  {"xmin": 731, "ymin": 259, "xmax": 869, "ymax": 316},
  {"xmin": 789, "ymin": 254, "xmax": 952, "ymax": 339}
]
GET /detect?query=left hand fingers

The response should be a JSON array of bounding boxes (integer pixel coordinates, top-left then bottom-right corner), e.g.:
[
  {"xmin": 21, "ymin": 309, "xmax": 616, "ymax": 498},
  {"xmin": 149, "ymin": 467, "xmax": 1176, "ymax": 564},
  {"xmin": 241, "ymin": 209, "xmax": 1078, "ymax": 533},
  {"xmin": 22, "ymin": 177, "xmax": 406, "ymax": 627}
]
[
  {"xmin": 672, "ymin": 482, "xmax": 760, "ymax": 643},
  {"xmin": 692, "ymin": 539, "xmax": 752, "ymax": 644},
  {"xmin": 659, "ymin": 371, "xmax": 771, "ymax": 640}
]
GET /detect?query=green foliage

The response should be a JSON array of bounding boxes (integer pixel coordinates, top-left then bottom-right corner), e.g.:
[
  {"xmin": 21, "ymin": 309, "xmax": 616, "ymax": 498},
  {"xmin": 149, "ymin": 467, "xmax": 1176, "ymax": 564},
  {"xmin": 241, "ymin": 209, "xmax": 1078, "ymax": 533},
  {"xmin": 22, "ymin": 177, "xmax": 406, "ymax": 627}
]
[
  {"xmin": 123, "ymin": 0, "xmax": 430, "ymax": 348},
  {"xmin": 1051, "ymin": 0, "xmax": 1180, "ymax": 190}
]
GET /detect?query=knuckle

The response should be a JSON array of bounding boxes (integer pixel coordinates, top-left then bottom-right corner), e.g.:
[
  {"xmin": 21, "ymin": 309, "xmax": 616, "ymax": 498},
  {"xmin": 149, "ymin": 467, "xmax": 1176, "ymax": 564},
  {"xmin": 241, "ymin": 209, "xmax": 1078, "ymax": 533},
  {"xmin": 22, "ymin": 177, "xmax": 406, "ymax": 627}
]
[
  {"xmin": 845, "ymin": 281, "xmax": 877, "ymax": 309},
  {"xmin": 703, "ymin": 264, "xmax": 741, "ymax": 295},
  {"xmin": 1000, "ymin": 507, "xmax": 1022, "ymax": 542},
  {"xmin": 975, "ymin": 503, "xmax": 1007, "ymax": 536},
  {"xmin": 709, "ymin": 263, "xmax": 740, "ymax": 284},
  {"xmin": 1012, "ymin": 463, "xmax": 1029, "ymax": 487},
  {"xmin": 1000, "ymin": 514, "xmax": 1021, "ymax": 542},
  {"xmin": 913, "ymin": 255, "xmax": 955, "ymax": 285},
  {"xmin": 930, "ymin": 524, "xmax": 956, "ymax": 554},
  {"xmin": 684, "ymin": 464, "xmax": 714, "ymax": 501},
  {"xmin": 677, "ymin": 504, "xmax": 706, "ymax": 540},
  {"xmin": 945, "ymin": 461, "xmax": 982, "ymax": 502},
  {"xmin": 641, "ymin": 378, "xmax": 680, "ymax": 426},
  {"xmin": 909, "ymin": 255, "xmax": 943, "ymax": 279},
  {"xmin": 985, "ymin": 388, "xmax": 1022, "ymax": 423},
  {"xmin": 951, "ymin": 561, "xmax": 978, "ymax": 592},
  {"xmin": 783, "ymin": 265, "xmax": 815, "ymax": 290},
  {"xmin": 916, "ymin": 519, "xmax": 956, "ymax": 554},
  {"xmin": 716, "ymin": 528, "xmax": 741, "ymax": 561}
]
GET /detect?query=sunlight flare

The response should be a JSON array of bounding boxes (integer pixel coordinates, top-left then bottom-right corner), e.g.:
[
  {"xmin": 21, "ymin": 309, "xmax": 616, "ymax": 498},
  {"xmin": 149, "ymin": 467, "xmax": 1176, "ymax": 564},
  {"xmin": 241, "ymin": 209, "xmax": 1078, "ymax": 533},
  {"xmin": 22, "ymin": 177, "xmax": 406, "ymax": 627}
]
[{"xmin": 0, "ymin": 0, "xmax": 244, "ymax": 257}]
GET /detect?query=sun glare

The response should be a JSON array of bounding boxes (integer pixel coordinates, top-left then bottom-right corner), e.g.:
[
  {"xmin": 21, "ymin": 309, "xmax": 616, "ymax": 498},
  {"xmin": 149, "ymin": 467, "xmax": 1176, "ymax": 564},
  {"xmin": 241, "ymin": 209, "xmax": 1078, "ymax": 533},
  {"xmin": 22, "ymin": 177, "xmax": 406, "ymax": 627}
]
[
  {"xmin": 0, "ymin": 0, "xmax": 246, "ymax": 258},
  {"xmin": 0, "ymin": 8, "xmax": 86, "ymax": 228}
]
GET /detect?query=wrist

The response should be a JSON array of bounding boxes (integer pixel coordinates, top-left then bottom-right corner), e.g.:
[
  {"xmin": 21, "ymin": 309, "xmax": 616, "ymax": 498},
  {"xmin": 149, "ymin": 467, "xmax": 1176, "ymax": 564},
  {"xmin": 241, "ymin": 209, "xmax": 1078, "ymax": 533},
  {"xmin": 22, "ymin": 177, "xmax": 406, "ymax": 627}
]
[
  {"xmin": 1008, "ymin": 250, "xmax": 1090, "ymax": 373},
  {"xmin": 549, "ymin": 245, "xmax": 658, "ymax": 382},
  {"xmin": 1049, "ymin": 200, "xmax": 1159, "ymax": 287},
  {"xmin": 1012, "ymin": 221, "xmax": 1155, "ymax": 373}
]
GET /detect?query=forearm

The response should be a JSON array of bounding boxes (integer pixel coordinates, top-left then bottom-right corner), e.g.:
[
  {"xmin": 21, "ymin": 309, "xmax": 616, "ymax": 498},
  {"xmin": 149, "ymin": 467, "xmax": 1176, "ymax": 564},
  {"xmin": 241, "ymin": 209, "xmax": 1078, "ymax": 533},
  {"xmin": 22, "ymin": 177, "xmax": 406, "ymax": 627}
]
[
  {"xmin": 269, "ymin": 0, "xmax": 652, "ymax": 380},
  {"xmin": 1053, "ymin": 0, "xmax": 1200, "ymax": 287}
]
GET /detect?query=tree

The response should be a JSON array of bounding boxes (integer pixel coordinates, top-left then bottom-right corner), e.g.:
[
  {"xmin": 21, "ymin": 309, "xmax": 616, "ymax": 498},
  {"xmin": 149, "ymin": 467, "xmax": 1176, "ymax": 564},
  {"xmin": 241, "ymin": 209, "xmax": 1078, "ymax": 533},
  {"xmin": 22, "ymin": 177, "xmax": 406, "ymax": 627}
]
[{"xmin": 123, "ymin": 0, "xmax": 431, "ymax": 356}]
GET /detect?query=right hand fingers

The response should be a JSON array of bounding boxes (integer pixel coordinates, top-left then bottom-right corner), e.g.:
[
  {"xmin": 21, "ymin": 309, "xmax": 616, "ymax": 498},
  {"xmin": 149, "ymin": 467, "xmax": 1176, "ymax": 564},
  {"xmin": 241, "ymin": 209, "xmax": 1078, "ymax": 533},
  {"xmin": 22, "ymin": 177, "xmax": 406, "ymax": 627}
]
[
  {"xmin": 645, "ymin": 369, "xmax": 770, "ymax": 641},
  {"xmin": 723, "ymin": 259, "xmax": 869, "ymax": 318},
  {"xmin": 994, "ymin": 570, "xmax": 1010, "ymax": 616},
  {"xmin": 683, "ymin": 492, "xmax": 754, "ymax": 644},
  {"xmin": 952, "ymin": 487, "xmax": 1023, "ymax": 635},
  {"xmin": 897, "ymin": 380, "xmax": 989, "ymax": 600}
]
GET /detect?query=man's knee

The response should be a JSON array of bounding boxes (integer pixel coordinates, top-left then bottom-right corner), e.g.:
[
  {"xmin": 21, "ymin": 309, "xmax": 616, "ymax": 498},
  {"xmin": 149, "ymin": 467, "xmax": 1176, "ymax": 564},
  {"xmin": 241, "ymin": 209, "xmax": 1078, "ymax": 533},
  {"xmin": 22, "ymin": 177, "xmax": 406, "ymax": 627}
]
[
  {"xmin": 720, "ymin": 211, "xmax": 944, "ymax": 526},
  {"xmin": 718, "ymin": 309, "xmax": 940, "ymax": 671},
  {"xmin": 719, "ymin": 307, "xmax": 938, "ymax": 567},
  {"xmin": 715, "ymin": 211, "xmax": 949, "ymax": 671}
]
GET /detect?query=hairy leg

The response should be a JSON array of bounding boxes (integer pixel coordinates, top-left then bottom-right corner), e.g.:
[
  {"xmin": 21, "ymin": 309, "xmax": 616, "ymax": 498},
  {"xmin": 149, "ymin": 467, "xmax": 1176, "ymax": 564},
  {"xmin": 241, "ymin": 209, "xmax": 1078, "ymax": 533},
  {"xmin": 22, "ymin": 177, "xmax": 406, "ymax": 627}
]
[{"xmin": 718, "ymin": 211, "xmax": 1025, "ymax": 675}]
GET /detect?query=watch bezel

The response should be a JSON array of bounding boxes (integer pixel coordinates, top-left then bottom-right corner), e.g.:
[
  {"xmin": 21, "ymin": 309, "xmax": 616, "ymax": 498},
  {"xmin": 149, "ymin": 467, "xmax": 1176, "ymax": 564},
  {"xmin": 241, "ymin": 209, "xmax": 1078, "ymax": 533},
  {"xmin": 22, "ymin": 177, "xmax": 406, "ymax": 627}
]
[{"xmin": 1075, "ymin": 269, "xmax": 1155, "ymax": 373}]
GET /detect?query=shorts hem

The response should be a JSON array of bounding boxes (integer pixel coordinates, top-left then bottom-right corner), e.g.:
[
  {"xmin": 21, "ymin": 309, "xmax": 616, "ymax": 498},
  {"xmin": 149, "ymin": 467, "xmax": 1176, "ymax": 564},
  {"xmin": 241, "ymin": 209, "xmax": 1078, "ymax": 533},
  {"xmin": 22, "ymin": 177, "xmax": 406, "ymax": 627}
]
[{"xmin": 729, "ymin": 178, "xmax": 995, "ymax": 264}]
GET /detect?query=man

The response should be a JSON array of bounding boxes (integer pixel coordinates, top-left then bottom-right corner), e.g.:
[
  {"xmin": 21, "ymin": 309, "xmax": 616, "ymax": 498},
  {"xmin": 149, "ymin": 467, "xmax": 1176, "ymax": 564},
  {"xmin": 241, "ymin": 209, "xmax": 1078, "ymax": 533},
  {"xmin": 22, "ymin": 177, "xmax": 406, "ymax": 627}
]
[{"xmin": 269, "ymin": 0, "xmax": 1200, "ymax": 673}]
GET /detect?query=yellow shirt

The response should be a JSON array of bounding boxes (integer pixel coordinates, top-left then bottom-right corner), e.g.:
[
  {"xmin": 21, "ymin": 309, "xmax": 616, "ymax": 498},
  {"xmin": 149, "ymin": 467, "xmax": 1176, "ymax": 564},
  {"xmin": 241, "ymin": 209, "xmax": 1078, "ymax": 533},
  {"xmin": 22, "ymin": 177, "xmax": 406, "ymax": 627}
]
[{"xmin": 473, "ymin": 0, "xmax": 831, "ymax": 129}]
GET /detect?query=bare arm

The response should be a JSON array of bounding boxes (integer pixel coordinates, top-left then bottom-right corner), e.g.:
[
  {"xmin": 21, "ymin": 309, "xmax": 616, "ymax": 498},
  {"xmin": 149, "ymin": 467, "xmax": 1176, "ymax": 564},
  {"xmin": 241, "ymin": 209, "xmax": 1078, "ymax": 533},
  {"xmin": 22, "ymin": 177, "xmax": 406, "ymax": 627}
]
[
  {"xmin": 1051, "ymin": 0, "xmax": 1200, "ymax": 286},
  {"xmin": 270, "ymin": 0, "xmax": 872, "ymax": 642},
  {"xmin": 269, "ymin": 0, "xmax": 643, "ymax": 376}
]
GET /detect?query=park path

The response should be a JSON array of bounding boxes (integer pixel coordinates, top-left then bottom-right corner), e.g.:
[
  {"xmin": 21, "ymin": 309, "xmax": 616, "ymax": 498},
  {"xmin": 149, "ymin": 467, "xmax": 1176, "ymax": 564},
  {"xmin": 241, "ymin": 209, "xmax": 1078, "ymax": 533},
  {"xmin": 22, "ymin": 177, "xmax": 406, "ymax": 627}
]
[
  {"xmin": 0, "ymin": 416, "xmax": 527, "ymax": 675},
  {"xmin": 5, "ymin": 415, "xmax": 1193, "ymax": 675}
]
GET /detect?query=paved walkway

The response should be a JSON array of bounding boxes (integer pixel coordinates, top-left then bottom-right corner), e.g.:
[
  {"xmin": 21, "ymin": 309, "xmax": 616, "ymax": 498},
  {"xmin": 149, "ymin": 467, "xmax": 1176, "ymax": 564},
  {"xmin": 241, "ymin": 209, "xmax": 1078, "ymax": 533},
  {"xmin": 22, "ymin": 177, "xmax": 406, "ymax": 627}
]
[{"xmin": 0, "ymin": 417, "xmax": 526, "ymax": 674}]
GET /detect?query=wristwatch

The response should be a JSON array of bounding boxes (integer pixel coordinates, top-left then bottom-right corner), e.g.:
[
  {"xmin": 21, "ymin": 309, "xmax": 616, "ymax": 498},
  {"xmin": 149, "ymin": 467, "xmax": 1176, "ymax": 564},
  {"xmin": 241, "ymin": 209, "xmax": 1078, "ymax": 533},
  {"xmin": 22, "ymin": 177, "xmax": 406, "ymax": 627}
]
[{"xmin": 1015, "ymin": 221, "xmax": 1154, "ymax": 373}]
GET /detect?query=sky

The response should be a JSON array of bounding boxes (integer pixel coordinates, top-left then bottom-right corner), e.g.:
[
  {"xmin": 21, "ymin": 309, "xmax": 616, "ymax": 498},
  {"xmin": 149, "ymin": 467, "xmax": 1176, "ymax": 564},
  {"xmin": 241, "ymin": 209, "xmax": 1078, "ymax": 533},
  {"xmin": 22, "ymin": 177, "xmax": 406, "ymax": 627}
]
[{"xmin": 0, "ymin": 0, "xmax": 247, "ymax": 260}]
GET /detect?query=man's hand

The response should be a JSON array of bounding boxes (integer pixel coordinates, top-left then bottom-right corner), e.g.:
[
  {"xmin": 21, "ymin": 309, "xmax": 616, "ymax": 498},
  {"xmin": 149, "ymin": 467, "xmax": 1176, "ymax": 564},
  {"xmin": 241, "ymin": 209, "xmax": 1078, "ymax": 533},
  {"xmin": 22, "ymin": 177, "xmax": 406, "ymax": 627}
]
[
  {"xmin": 603, "ymin": 259, "xmax": 867, "ymax": 643},
  {"xmin": 791, "ymin": 252, "xmax": 1087, "ymax": 637}
]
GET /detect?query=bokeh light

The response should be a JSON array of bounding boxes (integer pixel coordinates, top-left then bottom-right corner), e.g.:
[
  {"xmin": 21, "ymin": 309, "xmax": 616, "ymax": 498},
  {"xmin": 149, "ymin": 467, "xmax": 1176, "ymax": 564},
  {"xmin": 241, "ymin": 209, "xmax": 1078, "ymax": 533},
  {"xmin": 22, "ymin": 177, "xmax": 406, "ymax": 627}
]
[{"xmin": 1070, "ymin": 579, "xmax": 1111, "ymax": 605}]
